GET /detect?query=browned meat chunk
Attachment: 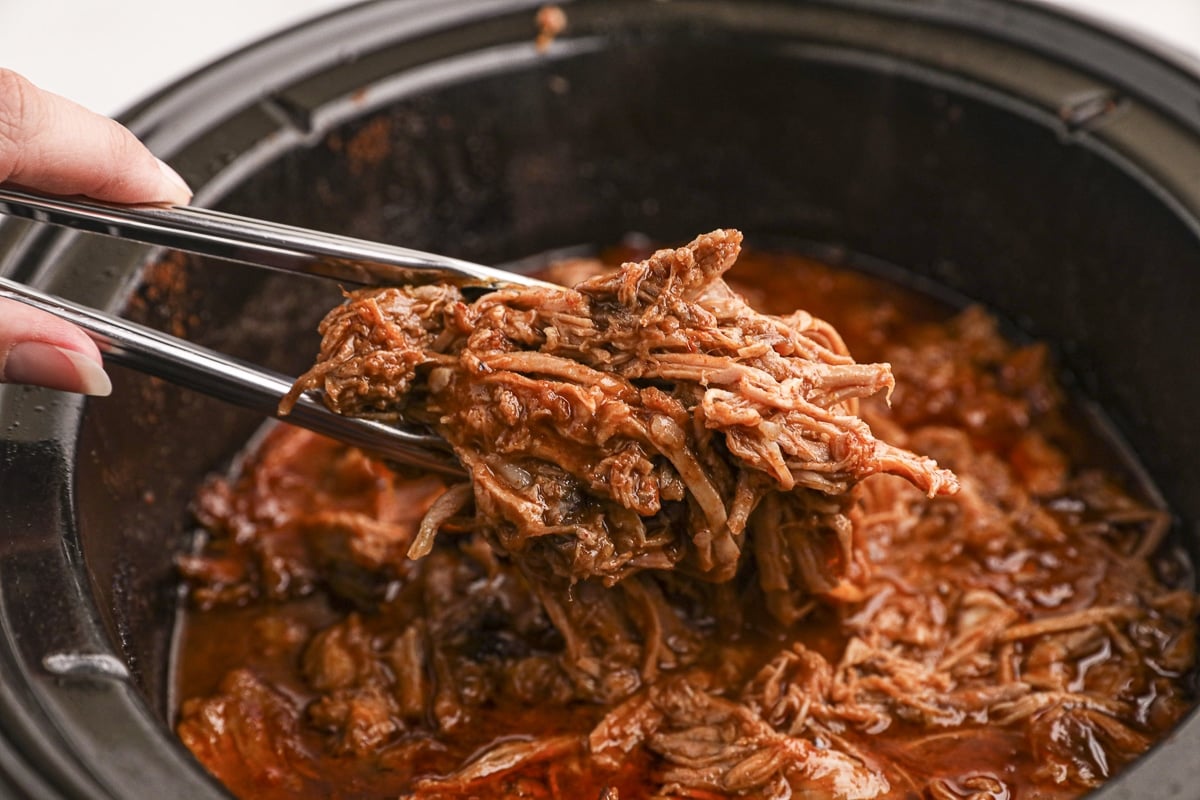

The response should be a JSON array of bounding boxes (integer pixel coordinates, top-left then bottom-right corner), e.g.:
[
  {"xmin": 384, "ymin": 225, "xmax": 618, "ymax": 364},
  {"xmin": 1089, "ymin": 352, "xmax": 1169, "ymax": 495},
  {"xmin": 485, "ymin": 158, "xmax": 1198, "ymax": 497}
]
[{"xmin": 177, "ymin": 670, "xmax": 316, "ymax": 797}]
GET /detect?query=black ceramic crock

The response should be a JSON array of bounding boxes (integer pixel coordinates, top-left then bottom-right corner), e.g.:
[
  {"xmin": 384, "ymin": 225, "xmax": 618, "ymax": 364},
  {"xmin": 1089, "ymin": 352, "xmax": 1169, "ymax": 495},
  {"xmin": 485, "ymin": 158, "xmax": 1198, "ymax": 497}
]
[{"xmin": 1, "ymin": 1, "xmax": 1199, "ymax": 797}]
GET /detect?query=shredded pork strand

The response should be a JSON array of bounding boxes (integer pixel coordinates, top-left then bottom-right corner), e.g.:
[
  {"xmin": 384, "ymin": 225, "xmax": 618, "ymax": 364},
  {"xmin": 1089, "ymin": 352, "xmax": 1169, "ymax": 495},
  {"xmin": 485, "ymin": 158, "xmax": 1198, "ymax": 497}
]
[{"xmin": 282, "ymin": 229, "xmax": 957, "ymax": 606}]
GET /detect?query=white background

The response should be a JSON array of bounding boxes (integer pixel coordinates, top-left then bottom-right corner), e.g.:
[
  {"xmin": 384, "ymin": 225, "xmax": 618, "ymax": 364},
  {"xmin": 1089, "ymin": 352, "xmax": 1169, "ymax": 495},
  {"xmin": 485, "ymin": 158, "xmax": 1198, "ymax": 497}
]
[{"xmin": 1, "ymin": 1, "xmax": 1198, "ymax": 118}]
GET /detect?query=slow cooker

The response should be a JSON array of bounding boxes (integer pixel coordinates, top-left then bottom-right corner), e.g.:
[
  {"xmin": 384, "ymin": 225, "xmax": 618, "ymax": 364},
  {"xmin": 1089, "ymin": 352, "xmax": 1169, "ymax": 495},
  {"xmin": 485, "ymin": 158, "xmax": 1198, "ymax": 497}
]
[{"xmin": 1, "ymin": 0, "xmax": 1199, "ymax": 796}]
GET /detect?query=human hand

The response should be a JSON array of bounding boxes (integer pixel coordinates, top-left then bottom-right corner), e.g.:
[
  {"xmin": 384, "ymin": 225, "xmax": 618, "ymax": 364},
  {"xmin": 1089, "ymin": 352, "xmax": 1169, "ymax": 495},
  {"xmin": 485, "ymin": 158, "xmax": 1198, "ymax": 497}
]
[{"xmin": 0, "ymin": 68, "xmax": 192, "ymax": 396}]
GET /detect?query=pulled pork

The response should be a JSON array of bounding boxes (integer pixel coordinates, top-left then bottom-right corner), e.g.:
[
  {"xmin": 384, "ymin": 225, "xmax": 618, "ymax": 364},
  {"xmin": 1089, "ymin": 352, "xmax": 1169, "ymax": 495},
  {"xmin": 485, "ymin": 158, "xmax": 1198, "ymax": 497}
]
[
  {"xmin": 282, "ymin": 229, "xmax": 956, "ymax": 609},
  {"xmin": 176, "ymin": 241, "xmax": 1197, "ymax": 800}
]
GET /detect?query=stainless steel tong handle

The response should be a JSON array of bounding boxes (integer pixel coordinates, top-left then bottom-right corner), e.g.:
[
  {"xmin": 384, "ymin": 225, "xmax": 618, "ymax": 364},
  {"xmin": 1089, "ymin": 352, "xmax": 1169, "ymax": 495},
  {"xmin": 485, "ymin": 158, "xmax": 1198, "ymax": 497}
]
[
  {"xmin": 0, "ymin": 185, "xmax": 555, "ymax": 474},
  {"xmin": 0, "ymin": 276, "xmax": 464, "ymax": 477},
  {"xmin": 0, "ymin": 186, "xmax": 553, "ymax": 290}
]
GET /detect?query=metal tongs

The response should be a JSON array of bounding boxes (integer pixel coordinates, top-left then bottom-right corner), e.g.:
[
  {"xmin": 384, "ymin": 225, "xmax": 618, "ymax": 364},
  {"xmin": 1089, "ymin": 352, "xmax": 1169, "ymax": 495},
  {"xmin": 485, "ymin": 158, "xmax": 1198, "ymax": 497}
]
[{"xmin": 0, "ymin": 185, "xmax": 557, "ymax": 476}]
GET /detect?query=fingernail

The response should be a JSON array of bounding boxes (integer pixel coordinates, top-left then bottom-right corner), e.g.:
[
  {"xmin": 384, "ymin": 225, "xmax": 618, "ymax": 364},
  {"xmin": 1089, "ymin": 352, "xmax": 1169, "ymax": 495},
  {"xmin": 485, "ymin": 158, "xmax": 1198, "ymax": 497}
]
[
  {"xmin": 155, "ymin": 157, "xmax": 193, "ymax": 204},
  {"xmin": 4, "ymin": 342, "xmax": 113, "ymax": 397}
]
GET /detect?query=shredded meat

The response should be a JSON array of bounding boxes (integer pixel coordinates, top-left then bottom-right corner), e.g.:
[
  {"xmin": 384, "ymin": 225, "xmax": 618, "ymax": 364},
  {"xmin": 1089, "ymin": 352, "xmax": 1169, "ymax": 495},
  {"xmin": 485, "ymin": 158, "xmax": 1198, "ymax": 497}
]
[
  {"xmin": 282, "ymin": 229, "xmax": 956, "ymax": 613},
  {"xmin": 177, "ymin": 242, "xmax": 1198, "ymax": 800}
]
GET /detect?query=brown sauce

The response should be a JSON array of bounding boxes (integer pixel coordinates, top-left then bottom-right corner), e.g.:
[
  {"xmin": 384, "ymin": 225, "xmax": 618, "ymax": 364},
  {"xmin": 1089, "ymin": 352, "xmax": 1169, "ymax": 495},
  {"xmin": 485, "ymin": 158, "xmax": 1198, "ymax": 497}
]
[{"xmin": 173, "ymin": 247, "xmax": 1197, "ymax": 799}]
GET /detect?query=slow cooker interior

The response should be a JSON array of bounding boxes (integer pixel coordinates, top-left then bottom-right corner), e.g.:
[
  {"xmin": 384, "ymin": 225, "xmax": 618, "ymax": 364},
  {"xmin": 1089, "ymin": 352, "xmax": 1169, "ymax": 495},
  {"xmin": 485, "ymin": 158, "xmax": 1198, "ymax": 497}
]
[{"xmin": 9, "ymin": 2, "xmax": 1198, "ymax": 797}]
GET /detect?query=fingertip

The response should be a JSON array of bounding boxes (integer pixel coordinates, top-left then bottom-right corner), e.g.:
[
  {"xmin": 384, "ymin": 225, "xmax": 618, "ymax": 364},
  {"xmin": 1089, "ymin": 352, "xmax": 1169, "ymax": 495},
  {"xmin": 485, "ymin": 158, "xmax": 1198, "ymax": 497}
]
[
  {"xmin": 0, "ymin": 299, "xmax": 111, "ymax": 396},
  {"xmin": 58, "ymin": 347, "xmax": 112, "ymax": 396},
  {"xmin": 2, "ymin": 341, "xmax": 112, "ymax": 396},
  {"xmin": 155, "ymin": 158, "xmax": 193, "ymax": 205}
]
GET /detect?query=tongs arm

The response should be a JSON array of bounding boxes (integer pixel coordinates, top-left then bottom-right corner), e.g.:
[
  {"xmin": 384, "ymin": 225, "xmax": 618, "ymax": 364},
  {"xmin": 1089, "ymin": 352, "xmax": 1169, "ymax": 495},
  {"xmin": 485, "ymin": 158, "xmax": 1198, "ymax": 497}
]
[
  {"xmin": 0, "ymin": 184, "xmax": 560, "ymax": 475},
  {"xmin": 0, "ymin": 276, "xmax": 463, "ymax": 477},
  {"xmin": 0, "ymin": 186, "xmax": 555, "ymax": 290}
]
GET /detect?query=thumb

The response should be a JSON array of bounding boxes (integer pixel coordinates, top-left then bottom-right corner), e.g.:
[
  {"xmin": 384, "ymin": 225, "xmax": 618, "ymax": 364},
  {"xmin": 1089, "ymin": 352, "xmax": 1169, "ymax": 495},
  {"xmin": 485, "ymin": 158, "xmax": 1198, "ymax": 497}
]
[{"xmin": 0, "ymin": 68, "xmax": 191, "ymax": 205}]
